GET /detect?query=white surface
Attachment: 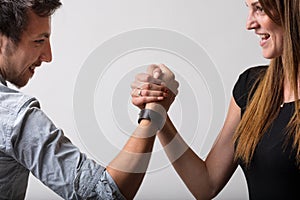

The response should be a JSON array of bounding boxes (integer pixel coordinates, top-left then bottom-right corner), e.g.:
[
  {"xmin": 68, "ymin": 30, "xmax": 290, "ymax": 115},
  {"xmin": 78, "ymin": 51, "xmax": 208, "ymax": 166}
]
[{"xmin": 23, "ymin": 0, "xmax": 267, "ymax": 199}]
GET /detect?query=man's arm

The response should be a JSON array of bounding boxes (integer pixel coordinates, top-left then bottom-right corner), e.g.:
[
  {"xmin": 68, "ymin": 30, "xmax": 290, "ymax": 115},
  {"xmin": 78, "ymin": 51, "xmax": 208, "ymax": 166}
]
[
  {"xmin": 131, "ymin": 65, "xmax": 241, "ymax": 199},
  {"xmin": 5, "ymin": 73, "xmax": 174, "ymax": 199},
  {"xmin": 106, "ymin": 120, "xmax": 156, "ymax": 199},
  {"xmin": 106, "ymin": 64, "xmax": 179, "ymax": 199}
]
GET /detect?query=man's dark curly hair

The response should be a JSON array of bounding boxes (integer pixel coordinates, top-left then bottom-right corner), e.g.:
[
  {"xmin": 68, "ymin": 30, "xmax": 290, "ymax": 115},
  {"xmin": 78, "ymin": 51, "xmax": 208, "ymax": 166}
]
[{"xmin": 0, "ymin": 0, "xmax": 62, "ymax": 44}]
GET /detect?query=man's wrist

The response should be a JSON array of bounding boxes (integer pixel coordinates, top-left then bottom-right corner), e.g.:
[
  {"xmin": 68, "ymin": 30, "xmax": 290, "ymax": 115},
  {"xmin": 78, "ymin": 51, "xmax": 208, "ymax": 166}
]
[{"xmin": 138, "ymin": 108, "xmax": 166, "ymax": 130}]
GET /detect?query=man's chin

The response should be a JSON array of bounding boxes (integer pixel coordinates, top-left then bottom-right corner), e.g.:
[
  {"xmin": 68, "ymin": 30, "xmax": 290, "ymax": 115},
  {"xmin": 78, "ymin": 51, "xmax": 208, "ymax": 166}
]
[{"xmin": 9, "ymin": 79, "xmax": 29, "ymax": 89}]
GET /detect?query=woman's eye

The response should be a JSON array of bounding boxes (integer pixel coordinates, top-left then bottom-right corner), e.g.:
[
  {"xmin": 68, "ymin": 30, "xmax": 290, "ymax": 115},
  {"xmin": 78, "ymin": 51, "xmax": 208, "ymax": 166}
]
[{"xmin": 255, "ymin": 5, "xmax": 264, "ymax": 13}]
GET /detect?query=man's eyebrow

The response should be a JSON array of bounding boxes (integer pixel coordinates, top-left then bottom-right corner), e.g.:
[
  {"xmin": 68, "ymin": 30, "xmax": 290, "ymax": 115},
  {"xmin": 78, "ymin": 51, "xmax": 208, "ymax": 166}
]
[{"xmin": 36, "ymin": 33, "xmax": 50, "ymax": 38}]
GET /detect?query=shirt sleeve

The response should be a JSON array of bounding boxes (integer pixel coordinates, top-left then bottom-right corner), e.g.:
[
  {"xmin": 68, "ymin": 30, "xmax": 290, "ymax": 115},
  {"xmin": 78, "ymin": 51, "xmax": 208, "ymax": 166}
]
[
  {"xmin": 232, "ymin": 68, "xmax": 250, "ymax": 110},
  {"xmin": 6, "ymin": 98, "xmax": 126, "ymax": 199},
  {"xmin": 232, "ymin": 65, "xmax": 268, "ymax": 115}
]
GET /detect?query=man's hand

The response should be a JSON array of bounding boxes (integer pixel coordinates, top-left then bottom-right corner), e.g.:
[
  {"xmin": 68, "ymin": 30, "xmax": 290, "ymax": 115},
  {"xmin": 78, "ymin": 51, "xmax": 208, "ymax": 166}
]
[
  {"xmin": 131, "ymin": 64, "xmax": 179, "ymax": 111},
  {"xmin": 131, "ymin": 64, "xmax": 169, "ymax": 109}
]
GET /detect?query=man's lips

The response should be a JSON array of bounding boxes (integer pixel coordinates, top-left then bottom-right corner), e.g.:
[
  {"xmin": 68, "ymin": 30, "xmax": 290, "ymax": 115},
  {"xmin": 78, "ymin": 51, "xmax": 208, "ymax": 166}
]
[{"xmin": 29, "ymin": 63, "xmax": 41, "ymax": 74}]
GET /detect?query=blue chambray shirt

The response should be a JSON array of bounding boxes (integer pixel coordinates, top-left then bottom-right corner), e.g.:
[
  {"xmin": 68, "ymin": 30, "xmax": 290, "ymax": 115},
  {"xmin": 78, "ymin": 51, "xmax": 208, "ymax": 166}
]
[{"xmin": 0, "ymin": 75, "xmax": 126, "ymax": 200}]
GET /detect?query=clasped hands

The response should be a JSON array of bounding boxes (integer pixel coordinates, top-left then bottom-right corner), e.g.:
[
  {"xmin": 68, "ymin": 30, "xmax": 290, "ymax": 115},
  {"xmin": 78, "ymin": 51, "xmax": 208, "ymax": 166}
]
[{"xmin": 131, "ymin": 64, "xmax": 179, "ymax": 129}]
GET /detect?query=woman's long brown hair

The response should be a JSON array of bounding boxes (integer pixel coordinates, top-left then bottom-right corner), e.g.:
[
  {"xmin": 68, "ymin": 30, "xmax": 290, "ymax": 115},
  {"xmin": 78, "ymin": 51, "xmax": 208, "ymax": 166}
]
[{"xmin": 233, "ymin": 0, "xmax": 300, "ymax": 167}]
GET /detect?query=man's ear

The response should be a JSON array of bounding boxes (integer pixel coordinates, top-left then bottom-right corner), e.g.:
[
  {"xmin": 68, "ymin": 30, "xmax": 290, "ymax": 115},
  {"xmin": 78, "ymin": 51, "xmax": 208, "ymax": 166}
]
[
  {"xmin": 0, "ymin": 34, "xmax": 5, "ymax": 54},
  {"xmin": 0, "ymin": 34, "xmax": 3, "ymax": 52},
  {"xmin": 0, "ymin": 34, "xmax": 9, "ymax": 54}
]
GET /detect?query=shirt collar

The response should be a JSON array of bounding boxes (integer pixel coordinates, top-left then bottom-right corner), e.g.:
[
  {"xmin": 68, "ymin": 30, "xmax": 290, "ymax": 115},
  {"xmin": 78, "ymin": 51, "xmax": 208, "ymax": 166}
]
[{"xmin": 0, "ymin": 74, "xmax": 7, "ymax": 86}]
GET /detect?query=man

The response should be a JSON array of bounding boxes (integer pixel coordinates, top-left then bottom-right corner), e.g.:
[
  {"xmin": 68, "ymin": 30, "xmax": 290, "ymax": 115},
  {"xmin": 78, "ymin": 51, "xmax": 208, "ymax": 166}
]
[{"xmin": 0, "ymin": 0, "xmax": 177, "ymax": 199}]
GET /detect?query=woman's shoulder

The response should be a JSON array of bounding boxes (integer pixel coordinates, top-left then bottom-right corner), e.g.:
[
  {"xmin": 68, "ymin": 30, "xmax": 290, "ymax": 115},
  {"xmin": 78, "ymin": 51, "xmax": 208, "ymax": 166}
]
[
  {"xmin": 233, "ymin": 65, "xmax": 268, "ymax": 110},
  {"xmin": 239, "ymin": 65, "xmax": 268, "ymax": 82}
]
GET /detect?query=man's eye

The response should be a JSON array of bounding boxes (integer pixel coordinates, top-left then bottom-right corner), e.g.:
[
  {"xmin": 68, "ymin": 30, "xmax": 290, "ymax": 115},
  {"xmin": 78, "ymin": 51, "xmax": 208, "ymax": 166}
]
[{"xmin": 34, "ymin": 39, "xmax": 45, "ymax": 44}]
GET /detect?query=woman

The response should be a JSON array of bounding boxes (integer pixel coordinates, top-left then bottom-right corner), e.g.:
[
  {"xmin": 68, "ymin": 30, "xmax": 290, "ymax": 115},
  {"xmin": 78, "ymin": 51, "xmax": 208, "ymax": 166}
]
[{"xmin": 131, "ymin": 0, "xmax": 300, "ymax": 199}]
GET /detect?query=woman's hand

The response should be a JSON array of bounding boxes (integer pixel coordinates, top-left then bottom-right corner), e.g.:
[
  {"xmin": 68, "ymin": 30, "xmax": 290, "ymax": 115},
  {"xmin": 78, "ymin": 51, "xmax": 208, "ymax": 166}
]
[
  {"xmin": 131, "ymin": 64, "xmax": 169, "ymax": 109},
  {"xmin": 131, "ymin": 64, "xmax": 179, "ymax": 112}
]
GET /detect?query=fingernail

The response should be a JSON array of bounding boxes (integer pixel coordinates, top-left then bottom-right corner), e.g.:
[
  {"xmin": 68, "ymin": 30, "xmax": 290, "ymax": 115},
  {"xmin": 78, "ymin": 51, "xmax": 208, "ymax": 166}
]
[{"xmin": 158, "ymin": 97, "xmax": 164, "ymax": 100}]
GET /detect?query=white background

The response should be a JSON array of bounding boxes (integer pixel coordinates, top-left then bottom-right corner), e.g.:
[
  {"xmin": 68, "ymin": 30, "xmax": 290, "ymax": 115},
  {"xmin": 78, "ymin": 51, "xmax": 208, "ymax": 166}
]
[{"xmin": 23, "ymin": 0, "xmax": 267, "ymax": 199}]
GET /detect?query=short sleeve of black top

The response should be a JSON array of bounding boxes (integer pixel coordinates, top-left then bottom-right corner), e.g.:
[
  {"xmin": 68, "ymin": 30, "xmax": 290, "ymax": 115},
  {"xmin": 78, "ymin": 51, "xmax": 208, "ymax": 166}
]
[{"xmin": 232, "ymin": 66, "xmax": 300, "ymax": 200}]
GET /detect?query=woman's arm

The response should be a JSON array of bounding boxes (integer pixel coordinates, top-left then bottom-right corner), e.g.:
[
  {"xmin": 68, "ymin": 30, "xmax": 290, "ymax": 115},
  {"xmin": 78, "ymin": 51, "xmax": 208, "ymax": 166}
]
[
  {"xmin": 157, "ymin": 97, "xmax": 240, "ymax": 199},
  {"xmin": 131, "ymin": 65, "xmax": 241, "ymax": 199}
]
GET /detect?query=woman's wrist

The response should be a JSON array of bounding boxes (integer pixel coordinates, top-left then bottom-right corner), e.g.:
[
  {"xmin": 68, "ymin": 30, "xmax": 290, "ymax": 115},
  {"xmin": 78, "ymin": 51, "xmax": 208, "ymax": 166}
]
[{"xmin": 145, "ymin": 102, "xmax": 166, "ymax": 114}]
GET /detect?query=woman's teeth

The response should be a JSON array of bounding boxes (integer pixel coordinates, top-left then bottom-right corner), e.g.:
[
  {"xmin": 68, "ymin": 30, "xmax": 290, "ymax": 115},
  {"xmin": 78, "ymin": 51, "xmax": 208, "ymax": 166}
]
[{"xmin": 259, "ymin": 34, "xmax": 270, "ymax": 40}]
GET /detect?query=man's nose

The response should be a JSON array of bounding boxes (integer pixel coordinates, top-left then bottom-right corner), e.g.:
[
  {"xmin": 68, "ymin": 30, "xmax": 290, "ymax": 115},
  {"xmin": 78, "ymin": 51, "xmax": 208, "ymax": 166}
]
[{"xmin": 39, "ymin": 40, "xmax": 52, "ymax": 63}]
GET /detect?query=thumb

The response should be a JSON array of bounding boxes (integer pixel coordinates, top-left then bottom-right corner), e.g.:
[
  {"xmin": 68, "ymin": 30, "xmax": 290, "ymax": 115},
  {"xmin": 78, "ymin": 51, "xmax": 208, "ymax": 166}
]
[
  {"xmin": 153, "ymin": 68, "xmax": 162, "ymax": 79},
  {"xmin": 147, "ymin": 64, "xmax": 162, "ymax": 79}
]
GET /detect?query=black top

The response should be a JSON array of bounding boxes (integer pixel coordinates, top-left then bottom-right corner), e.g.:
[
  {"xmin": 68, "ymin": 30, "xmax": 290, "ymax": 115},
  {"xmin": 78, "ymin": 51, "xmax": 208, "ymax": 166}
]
[{"xmin": 233, "ymin": 66, "xmax": 300, "ymax": 200}]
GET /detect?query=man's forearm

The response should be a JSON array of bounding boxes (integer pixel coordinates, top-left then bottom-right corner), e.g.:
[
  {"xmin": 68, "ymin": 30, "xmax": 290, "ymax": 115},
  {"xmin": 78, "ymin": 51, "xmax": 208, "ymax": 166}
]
[{"xmin": 106, "ymin": 120, "xmax": 157, "ymax": 199}]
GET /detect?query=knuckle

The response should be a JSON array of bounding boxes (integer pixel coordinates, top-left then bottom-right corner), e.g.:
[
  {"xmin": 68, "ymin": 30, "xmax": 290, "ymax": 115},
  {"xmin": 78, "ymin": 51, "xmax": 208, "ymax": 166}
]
[
  {"xmin": 136, "ymin": 73, "xmax": 146, "ymax": 81},
  {"xmin": 130, "ymin": 83, "xmax": 136, "ymax": 89},
  {"xmin": 144, "ymin": 74, "xmax": 153, "ymax": 82},
  {"xmin": 143, "ymin": 90, "xmax": 149, "ymax": 96},
  {"xmin": 144, "ymin": 83, "xmax": 151, "ymax": 90}
]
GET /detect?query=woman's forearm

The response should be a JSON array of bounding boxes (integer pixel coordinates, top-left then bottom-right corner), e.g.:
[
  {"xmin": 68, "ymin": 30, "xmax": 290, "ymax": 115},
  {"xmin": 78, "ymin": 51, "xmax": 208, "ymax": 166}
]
[{"xmin": 157, "ymin": 116, "xmax": 215, "ymax": 199}]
